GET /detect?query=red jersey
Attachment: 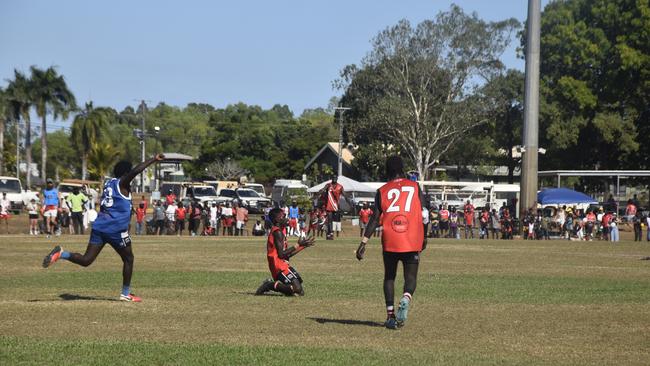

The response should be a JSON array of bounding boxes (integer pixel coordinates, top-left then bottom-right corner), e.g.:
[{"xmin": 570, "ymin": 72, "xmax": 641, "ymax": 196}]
[
  {"xmin": 463, "ymin": 204, "xmax": 475, "ymax": 225},
  {"xmin": 359, "ymin": 208, "xmax": 373, "ymax": 224},
  {"xmin": 480, "ymin": 211, "xmax": 489, "ymax": 224},
  {"xmin": 586, "ymin": 212, "xmax": 596, "ymax": 222},
  {"xmin": 378, "ymin": 178, "xmax": 424, "ymax": 253},
  {"xmin": 166, "ymin": 194, "xmax": 177, "ymax": 205},
  {"xmin": 325, "ymin": 183, "xmax": 343, "ymax": 212},
  {"xmin": 175, "ymin": 207, "xmax": 186, "ymax": 220},
  {"xmin": 266, "ymin": 226, "xmax": 289, "ymax": 278},
  {"xmin": 135, "ymin": 207, "xmax": 146, "ymax": 223},
  {"xmin": 439, "ymin": 209, "xmax": 450, "ymax": 221},
  {"xmin": 602, "ymin": 213, "xmax": 611, "ymax": 226}
]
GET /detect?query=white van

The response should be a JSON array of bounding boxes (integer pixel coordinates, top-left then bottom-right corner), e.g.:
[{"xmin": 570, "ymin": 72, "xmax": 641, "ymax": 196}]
[{"xmin": 271, "ymin": 179, "xmax": 309, "ymax": 206}]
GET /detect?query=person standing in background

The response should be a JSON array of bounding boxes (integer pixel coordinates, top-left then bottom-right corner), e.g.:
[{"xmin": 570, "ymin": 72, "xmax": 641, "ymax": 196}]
[
  {"xmin": 135, "ymin": 202, "xmax": 146, "ymax": 235},
  {"xmin": 0, "ymin": 192, "xmax": 11, "ymax": 234},
  {"xmin": 42, "ymin": 178, "xmax": 60, "ymax": 238},
  {"xmin": 66, "ymin": 186, "xmax": 88, "ymax": 235},
  {"xmin": 26, "ymin": 198, "xmax": 40, "ymax": 235}
]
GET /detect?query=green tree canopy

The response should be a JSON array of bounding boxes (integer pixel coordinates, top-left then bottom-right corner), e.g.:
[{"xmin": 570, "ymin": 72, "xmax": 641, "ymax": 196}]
[
  {"xmin": 338, "ymin": 5, "xmax": 520, "ymax": 179},
  {"xmin": 528, "ymin": 0, "xmax": 649, "ymax": 169}
]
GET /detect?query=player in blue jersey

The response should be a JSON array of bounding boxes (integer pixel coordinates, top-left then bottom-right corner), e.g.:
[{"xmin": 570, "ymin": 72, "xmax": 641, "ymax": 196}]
[{"xmin": 42, "ymin": 154, "xmax": 164, "ymax": 302}]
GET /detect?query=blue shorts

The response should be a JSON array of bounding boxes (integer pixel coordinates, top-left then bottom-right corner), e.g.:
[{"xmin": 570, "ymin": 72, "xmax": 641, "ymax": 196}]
[{"xmin": 89, "ymin": 229, "xmax": 132, "ymax": 250}]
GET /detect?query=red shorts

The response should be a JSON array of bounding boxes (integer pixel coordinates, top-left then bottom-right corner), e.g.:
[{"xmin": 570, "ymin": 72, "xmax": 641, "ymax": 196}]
[{"xmin": 289, "ymin": 218, "xmax": 298, "ymax": 229}]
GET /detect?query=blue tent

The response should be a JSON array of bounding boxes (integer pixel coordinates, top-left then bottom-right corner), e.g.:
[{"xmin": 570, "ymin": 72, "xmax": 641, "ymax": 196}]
[{"xmin": 537, "ymin": 188, "xmax": 598, "ymax": 205}]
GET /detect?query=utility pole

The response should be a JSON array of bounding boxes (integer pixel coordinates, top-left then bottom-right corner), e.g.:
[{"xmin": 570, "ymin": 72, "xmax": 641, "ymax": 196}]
[
  {"xmin": 139, "ymin": 100, "xmax": 146, "ymax": 193},
  {"xmin": 334, "ymin": 107, "xmax": 350, "ymax": 177},
  {"xmin": 520, "ymin": 0, "xmax": 541, "ymax": 219},
  {"xmin": 16, "ymin": 120, "xmax": 20, "ymax": 180}
]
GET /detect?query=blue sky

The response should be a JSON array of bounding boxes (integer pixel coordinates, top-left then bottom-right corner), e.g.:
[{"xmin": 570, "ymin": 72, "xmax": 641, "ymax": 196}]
[{"xmin": 1, "ymin": 0, "xmax": 550, "ymax": 129}]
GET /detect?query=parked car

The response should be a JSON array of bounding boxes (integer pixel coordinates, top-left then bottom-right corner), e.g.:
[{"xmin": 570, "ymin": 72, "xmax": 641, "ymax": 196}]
[
  {"xmin": 243, "ymin": 183, "xmax": 268, "ymax": 198},
  {"xmin": 219, "ymin": 188, "xmax": 271, "ymax": 213},
  {"xmin": 0, "ymin": 176, "xmax": 39, "ymax": 213},
  {"xmin": 185, "ymin": 184, "xmax": 224, "ymax": 205}
]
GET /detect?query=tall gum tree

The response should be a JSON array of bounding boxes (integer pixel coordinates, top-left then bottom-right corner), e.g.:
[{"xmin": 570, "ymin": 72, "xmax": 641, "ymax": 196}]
[{"xmin": 339, "ymin": 5, "xmax": 519, "ymax": 179}]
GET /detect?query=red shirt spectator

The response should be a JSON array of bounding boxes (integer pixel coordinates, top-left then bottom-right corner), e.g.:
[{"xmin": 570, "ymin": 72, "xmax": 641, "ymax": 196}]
[
  {"xmin": 140, "ymin": 196, "xmax": 148, "ymax": 212},
  {"xmin": 175, "ymin": 206, "xmax": 186, "ymax": 221},
  {"xmin": 359, "ymin": 207, "xmax": 373, "ymax": 224},
  {"xmin": 165, "ymin": 192, "xmax": 177, "ymax": 206},
  {"xmin": 463, "ymin": 202, "xmax": 475, "ymax": 226},
  {"xmin": 586, "ymin": 212, "xmax": 596, "ymax": 222},
  {"xmin": 135, "ymin": 206, "xmax": 146, "ymax": 223}
]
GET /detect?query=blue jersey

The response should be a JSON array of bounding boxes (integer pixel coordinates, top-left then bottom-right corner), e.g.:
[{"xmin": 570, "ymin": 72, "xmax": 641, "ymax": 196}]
[
  {"xmin": 92, "ymin": 178, "xmax": 132, "ymax": 233},
  {"xmin": 43, "ymin": 188, "xmax": 59, "ymax": 206},
  {"xmin": 289, "ymin": 206, "xmax": 299, "ymax": 219}
]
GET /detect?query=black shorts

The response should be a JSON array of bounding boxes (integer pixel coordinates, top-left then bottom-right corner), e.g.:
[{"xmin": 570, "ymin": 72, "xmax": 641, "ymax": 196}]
[
  {"xmin": 29, "ymin": 214, "xmax": 39, "ymax": 219},
  {"xmin": 277, "ymin": 266, "xmax": 303, "ymax": 285},
  {"xmin": 440, "ymin": 221, "xmax": 449, "ymax": 230},
  {"xmin": 382, "ymin": 251, "xmax": 420, "ymax": 266},
  {"xmin": 176, "ymin": 220, "xmax": 185, "ymax": 230}
]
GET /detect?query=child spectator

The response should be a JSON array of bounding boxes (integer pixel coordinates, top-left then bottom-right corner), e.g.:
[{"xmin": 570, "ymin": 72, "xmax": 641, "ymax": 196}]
[
  {"xmin": 449, "ymin": 207, "xmax": 459, "ymax": 239},
  {"xmin": 1, "ymin": 192, "xmax": 11, "ymax": 234},
  {"xmin": 135, "ymin": 203, "xmax": 146, "ymax": 235},
  {"xmin": 429, "ymin": 209, "xmax": 439, "ymax": 238},
  {"xmin": 358, "ymin": 203, "xmax": 373, "ymax": 237},
  {"xmin": 490, "ymin": 209, "xmax": 500, "ymax": 239},
  {"xmin": 175, "ymin": 202, "xmax": 187, "ymax": 236},
  {"xmin": 26, "ymin": 198, "xmax": 40, "ymax": 235},
  {"xmin": 252, "ymin": 219, "xmax": 265, "ymax": 236},
  {"xmin": 463, "ymin": 200, "xmax": 475, "ymax": 239},
  {"xmin": 479, "ymin": 208, "xmax": 489, "ymax": 239}
]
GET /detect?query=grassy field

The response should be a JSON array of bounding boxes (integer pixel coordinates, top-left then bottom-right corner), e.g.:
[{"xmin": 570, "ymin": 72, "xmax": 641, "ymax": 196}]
[{"xmin": 1, "ymin": 232, "xmax": 650, "ymax": 365}]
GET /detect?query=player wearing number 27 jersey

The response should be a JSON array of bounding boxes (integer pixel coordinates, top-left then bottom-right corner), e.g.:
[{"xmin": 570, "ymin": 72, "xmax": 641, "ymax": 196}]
[
  {"xmin": 41, "ymin": 154, "xmax": 165, "ymax": 302},
  {"xmin": 356, "ymin": 156, "xmax": 427, "ymax": 330}
]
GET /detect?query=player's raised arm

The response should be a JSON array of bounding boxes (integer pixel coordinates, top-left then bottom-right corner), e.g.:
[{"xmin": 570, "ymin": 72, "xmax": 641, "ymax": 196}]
[{"xmin": 119, "ymin": 154, "xmax": 165, "ymax": 194}]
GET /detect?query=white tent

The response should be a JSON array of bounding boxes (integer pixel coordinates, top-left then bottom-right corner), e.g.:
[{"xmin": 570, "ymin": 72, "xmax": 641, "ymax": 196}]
[{"xmin": 308, "ymin": 175, "xmax": 375, "ymax": 193}]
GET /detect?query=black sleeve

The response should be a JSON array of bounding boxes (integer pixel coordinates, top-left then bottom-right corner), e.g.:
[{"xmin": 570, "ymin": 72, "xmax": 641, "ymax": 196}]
[
  {"xmin": 418, "ymin": 184, "xmax": 428, "ymax": 210},
  {"xmin": 362, "ymin": 190, "xmax": 382, "ymax": 238}
]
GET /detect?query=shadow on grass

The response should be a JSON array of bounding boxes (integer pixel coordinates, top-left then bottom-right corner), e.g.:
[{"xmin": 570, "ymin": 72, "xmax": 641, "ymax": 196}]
[
  {"xmin": 59, "ymin": 293, "xmax": 120, "ymax": 301},
  {"xmin": 26, "ymin": 293, "xmax": 119, "ymax": 302},
  {"xmin": 235, "ymin": 291, "xmax": 285, "ymax": 296},
  {"xmin": 308, "ymin": 317, "xmax": 384, "ymax": 328}
]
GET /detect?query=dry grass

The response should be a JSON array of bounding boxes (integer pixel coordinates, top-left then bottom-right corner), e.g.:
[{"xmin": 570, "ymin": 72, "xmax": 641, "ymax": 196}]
[{"xmin": 1, "ymin": 231, "xmax": 649, "ymax": 365}]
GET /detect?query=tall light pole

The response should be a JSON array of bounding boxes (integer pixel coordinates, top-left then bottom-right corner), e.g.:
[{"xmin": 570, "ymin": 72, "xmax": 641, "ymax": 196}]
[
  {"xmin": 520, "ymin": 0, "xmax": 541, "ymax": 218},
  {"xmin": 334, "ymin": 107, "xmax": 350, "ymax": 177},
  {"xmin": 139, "ymin": 100, "xmax": 146, "ymax": 193},
  {"xmin": 15, "ymin": 119, "xmax": 20, "ymax": 180}
]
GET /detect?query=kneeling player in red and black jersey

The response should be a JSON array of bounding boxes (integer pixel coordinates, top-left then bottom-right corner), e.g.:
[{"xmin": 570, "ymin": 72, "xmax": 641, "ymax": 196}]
[{"xmin": 255, "ymin": 208, "xmax": 315, "ymax": 296}]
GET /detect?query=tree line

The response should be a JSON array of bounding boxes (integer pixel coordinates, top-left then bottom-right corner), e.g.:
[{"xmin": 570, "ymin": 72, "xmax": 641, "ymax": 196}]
[{"xmin": 1, "ymin": 1, "xmax": 648, "ymax": 188}]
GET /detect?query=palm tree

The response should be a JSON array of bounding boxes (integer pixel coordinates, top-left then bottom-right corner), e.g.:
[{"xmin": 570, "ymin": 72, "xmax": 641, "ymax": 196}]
[
  {"xmin": 5, "ymin": 70, "xmax": 33, "ymax": 188},
  {"xmin": 87, "ymin": 142, "xmax": 120, "ymax": 180},
  {"xmin": 71, "ymin": 102, "xmax": 111, "ymax": 180},
  {"xmin": 29, "ymin": 66, "xmax": 76, "ymax": 182}
]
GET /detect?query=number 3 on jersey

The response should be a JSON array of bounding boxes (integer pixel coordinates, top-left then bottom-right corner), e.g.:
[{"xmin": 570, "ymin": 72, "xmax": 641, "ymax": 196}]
[
  {"xmin": 386, "ymin": 186, "xmax": 415, "ymax": 212},
  {"xmin": 101, "ymin": 187, "xmax": 114, "ymax": 208}
]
